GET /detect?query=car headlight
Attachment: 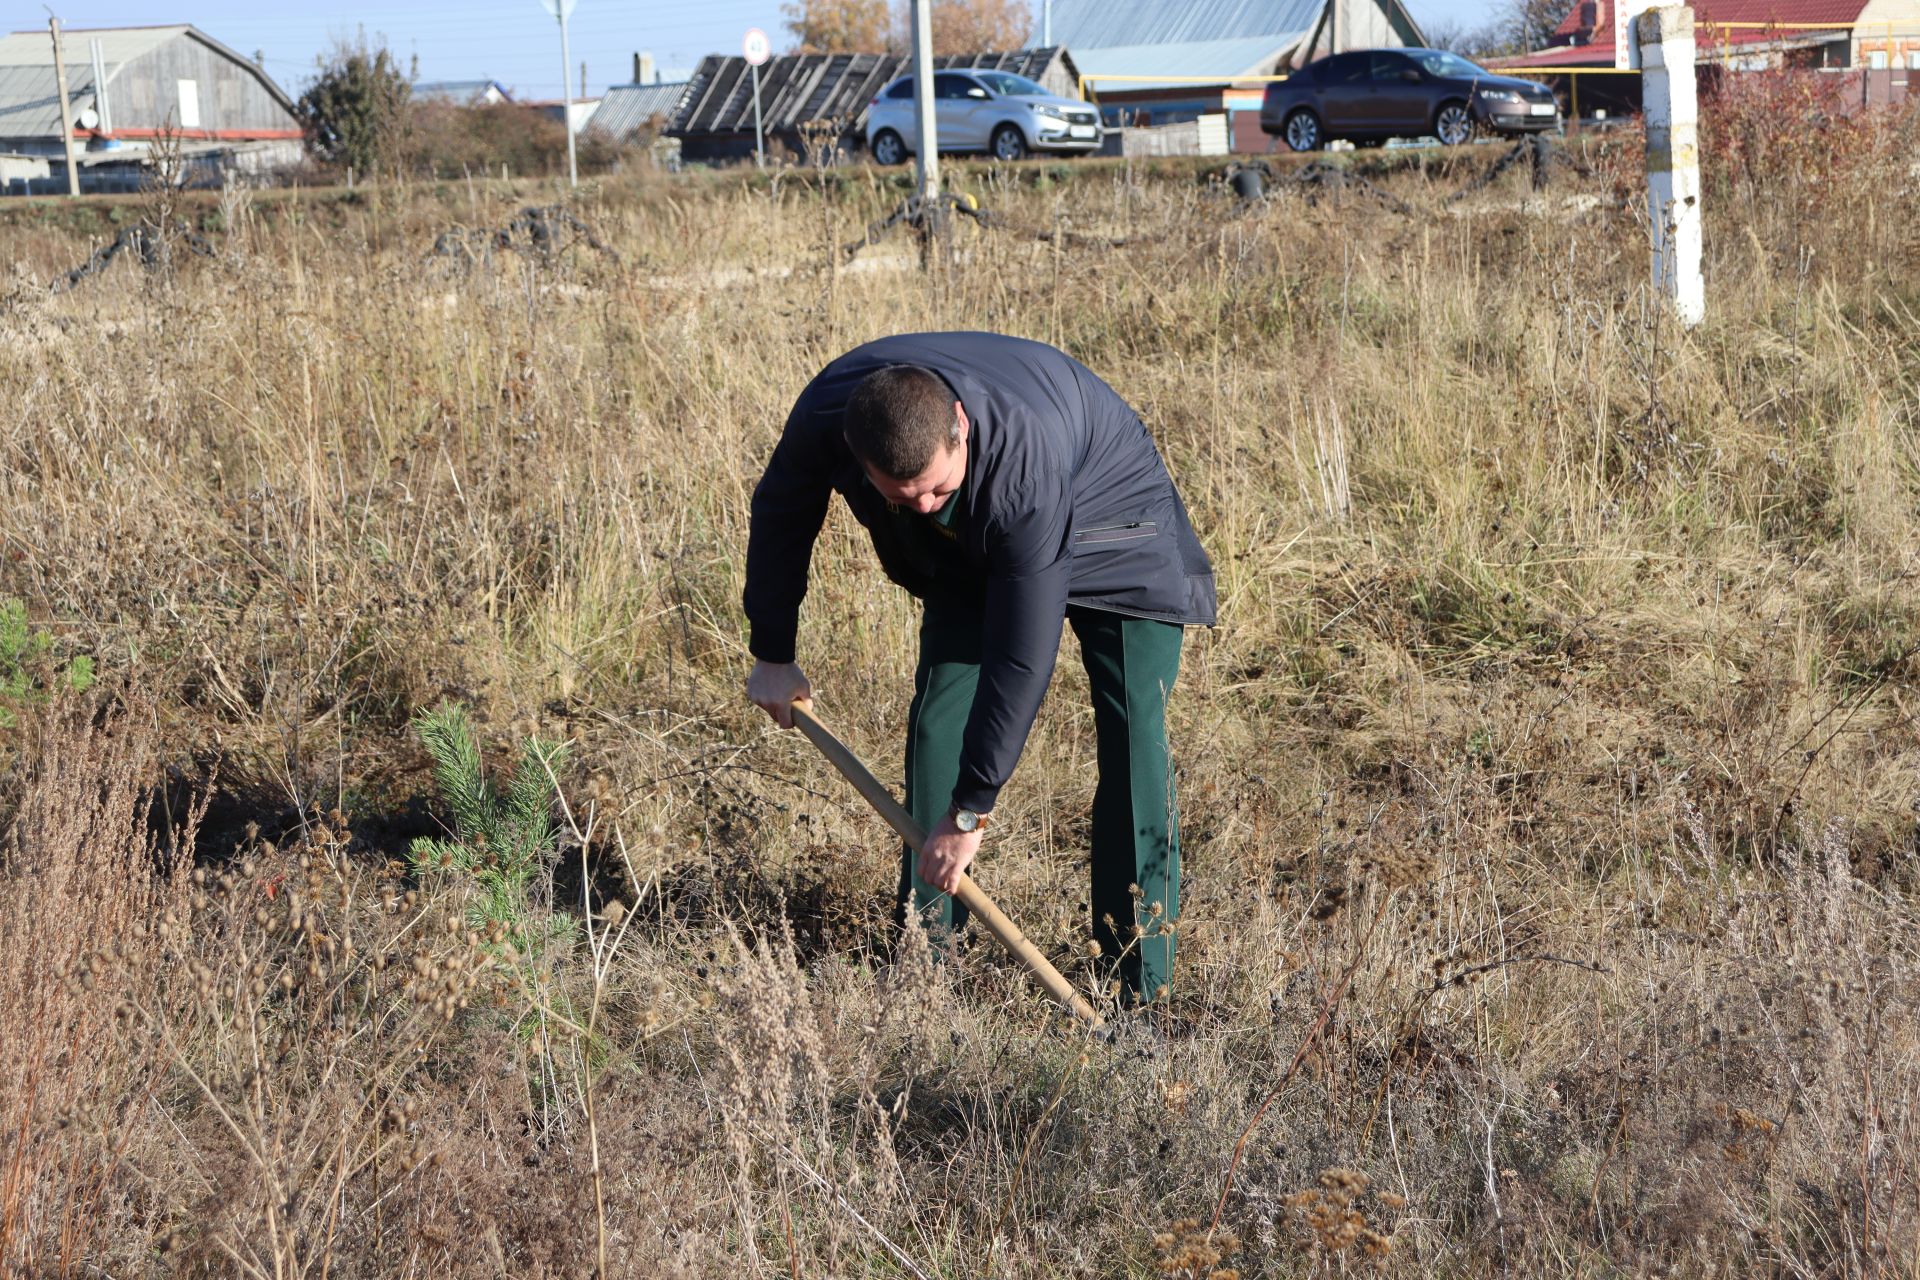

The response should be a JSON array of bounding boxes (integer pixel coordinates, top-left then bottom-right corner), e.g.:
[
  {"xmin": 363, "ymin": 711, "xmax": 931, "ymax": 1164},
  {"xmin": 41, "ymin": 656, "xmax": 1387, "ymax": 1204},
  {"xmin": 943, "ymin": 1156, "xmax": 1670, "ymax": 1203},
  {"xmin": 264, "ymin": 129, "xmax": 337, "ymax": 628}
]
[
  {"xmin": 1478, "ymin": 87, "xmax": 1523, "ymax": 104},
  {"xmin": 1032, "ymin": 108, "xmax": 1068, "ymax": 124}
]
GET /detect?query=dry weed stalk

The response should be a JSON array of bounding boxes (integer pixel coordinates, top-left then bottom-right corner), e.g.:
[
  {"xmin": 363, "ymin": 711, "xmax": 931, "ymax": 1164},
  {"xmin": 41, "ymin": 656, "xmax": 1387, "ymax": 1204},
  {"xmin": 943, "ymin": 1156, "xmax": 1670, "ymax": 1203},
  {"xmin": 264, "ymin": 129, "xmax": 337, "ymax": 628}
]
[
  {"xmin": 1212, "ymin": 896, "xmax": 1390, "ymax": 1231},
  {"xmin": 0, "ymin": 697, "xmax": 195, "ymax": 1274},
  {"xmin": 543, "ymin": 755, "xmax": 645, "ymax": 1280}
]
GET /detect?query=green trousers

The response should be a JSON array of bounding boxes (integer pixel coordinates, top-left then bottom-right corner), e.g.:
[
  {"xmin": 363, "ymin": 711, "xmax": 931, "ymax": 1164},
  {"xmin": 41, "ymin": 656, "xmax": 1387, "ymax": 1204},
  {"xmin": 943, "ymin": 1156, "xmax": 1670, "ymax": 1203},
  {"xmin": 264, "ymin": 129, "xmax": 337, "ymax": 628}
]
[{"xmin": 899, "ymin": 597, "xmax": 1184, "ymax": 1001}]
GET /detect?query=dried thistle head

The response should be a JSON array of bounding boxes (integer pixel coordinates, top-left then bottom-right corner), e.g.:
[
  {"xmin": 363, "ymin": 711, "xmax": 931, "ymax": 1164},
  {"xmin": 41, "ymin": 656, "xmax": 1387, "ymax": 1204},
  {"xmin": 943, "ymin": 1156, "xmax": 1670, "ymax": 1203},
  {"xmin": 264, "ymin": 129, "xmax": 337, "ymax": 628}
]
[
  {"xmin": 1279, "ymin": 1167, "xmax": 1398, "ymax": 1262},
  {"xmin": 1150, "ymin": 1217, "xmax": 1240, "ymax": 1279}
]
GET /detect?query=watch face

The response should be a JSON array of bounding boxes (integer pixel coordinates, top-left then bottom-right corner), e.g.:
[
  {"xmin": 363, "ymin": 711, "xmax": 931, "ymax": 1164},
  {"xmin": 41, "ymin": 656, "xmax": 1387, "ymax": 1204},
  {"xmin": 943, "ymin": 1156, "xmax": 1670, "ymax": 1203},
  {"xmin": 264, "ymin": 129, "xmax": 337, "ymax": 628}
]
[{"xmin": 954, "ymin": 809, "xmax": 978, "ymax": 832}]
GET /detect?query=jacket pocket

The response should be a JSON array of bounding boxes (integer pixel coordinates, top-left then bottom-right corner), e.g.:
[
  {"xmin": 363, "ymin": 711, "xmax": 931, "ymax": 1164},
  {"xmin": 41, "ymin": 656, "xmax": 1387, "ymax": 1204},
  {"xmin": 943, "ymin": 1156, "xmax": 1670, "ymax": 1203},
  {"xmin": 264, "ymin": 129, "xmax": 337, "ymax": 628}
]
[{"xmin": 1073, "ymin": 520, "xmax": 1158, "ymax": 548}]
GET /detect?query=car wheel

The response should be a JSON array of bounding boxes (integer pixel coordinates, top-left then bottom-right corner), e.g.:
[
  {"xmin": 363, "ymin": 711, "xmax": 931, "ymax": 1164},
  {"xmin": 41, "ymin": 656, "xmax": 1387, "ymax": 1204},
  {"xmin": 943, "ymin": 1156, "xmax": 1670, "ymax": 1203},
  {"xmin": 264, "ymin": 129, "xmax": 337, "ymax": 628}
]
[
  {"xmin": 990, "ymin": 124, "xmax": 1028, "ymax": 162},
  {"xmin": 1435, "ymin": 102, "xmax": 1473, "ymax": 146},
  {"xmin": 1283, "ymin": 109, "xmax": 1322, "ymax": 153},
  {"xmin": 871, "ymin": 129, "xmax": 907, "ymax": 165}
]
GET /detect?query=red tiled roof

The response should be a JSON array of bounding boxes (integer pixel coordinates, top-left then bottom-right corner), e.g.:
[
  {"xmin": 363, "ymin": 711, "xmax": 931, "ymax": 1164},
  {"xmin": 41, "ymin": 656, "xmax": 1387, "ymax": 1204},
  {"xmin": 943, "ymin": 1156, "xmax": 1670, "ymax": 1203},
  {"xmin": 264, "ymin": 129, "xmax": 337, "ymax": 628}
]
[
  {"xmin": 1500, "ymin": 0, "xmax": 1863, "ymax": 67},
  {"xmin": 1551, "ymin": 0, "xmax": 1866, "ymax": 39},
  {"xmin": 1499, "ymin": 42, "xmax": 1621, "ymax": 67}
]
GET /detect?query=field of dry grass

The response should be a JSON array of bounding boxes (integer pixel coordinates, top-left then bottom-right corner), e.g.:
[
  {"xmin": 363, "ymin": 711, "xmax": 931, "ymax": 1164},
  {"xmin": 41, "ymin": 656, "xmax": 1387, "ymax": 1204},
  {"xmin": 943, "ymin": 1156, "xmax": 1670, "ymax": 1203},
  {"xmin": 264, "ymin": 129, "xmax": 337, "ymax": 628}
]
[{"xmin": 3, "ymin": 103, "xmax": 1920, "ymax": 1277}]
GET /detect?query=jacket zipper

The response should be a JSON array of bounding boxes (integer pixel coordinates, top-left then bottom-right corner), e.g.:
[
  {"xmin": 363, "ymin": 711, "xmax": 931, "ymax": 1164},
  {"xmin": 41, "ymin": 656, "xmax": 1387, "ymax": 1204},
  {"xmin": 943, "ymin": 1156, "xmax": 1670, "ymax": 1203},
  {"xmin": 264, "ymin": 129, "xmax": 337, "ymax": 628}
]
[{"xmin": 1074, "ymin": 520, "xmax": 1157, "ymax": 546}]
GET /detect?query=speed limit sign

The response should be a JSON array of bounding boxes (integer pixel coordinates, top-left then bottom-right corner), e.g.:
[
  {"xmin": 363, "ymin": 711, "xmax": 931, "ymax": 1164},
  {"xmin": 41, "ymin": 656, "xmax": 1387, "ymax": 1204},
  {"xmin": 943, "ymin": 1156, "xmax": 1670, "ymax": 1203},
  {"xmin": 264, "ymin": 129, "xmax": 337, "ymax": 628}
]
[{"xmin": 743, "ymin": 27, "xmax": 771, "ymax": 66}]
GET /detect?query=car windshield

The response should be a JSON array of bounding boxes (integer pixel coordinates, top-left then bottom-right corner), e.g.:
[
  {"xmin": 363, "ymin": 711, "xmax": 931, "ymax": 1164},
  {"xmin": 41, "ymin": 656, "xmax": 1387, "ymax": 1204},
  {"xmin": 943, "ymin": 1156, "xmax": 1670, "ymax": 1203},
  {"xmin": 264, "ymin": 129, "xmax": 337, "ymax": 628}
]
[
  {"xmin": 1411, "ymin": 50, "xmax": 1488, "ymax": 78},
  {"xmin": 974, "ymin": 71, "xmax": 1047, "ymax": 97}
]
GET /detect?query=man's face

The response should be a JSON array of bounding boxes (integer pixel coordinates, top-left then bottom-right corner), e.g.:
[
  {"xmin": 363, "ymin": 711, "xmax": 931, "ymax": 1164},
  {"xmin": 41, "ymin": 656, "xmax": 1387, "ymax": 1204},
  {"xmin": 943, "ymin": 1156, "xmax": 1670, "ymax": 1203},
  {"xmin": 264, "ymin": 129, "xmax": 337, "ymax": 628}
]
[{"xmin": 859, "ymin": 401, "xmax": 970, "ymax": 515}]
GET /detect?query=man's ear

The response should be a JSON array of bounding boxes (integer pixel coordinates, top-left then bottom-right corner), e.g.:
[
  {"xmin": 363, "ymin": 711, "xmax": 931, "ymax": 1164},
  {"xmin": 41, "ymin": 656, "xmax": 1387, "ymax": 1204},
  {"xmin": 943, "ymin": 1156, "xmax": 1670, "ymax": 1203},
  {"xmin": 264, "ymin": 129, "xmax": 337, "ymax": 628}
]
[{"xmin": 953, "ymin": 401, "xmax": 970, "ymax": 446}]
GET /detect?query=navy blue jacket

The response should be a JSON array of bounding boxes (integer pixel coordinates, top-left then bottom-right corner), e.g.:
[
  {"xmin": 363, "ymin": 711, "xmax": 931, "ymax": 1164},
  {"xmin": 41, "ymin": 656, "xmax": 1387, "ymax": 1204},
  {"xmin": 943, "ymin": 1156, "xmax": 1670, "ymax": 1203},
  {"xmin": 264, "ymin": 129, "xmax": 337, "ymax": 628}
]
[{"xmin": 744, "ymin": 332, "xmax": 1216, "ymax": 814}]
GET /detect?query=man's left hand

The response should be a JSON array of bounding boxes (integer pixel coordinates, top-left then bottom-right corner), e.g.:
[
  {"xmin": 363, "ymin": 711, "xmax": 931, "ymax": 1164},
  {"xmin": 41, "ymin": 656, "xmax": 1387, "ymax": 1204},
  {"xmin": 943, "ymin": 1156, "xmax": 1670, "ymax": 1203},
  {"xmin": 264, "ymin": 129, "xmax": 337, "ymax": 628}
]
[{"xmin": 917, "ymin": 813, "xmax": 984, "ymax": 896}]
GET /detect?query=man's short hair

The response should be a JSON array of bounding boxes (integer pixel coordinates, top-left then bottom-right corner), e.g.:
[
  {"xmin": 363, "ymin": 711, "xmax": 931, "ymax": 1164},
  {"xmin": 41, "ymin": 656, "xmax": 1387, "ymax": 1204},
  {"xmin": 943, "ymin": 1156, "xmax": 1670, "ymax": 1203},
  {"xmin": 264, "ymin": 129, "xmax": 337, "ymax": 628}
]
[{"xmin": 843, "ymin": 365, "xmax": 959, "ymax": 480}]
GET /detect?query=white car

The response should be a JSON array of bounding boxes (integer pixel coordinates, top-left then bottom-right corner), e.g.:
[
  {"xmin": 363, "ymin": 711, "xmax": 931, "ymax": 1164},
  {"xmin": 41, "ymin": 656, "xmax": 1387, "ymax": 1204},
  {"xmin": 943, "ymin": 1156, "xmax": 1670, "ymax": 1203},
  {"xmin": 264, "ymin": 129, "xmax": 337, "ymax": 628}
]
[{"xmin": 865, "ymin": 70, "xmax": 1102, "ymax": 164}]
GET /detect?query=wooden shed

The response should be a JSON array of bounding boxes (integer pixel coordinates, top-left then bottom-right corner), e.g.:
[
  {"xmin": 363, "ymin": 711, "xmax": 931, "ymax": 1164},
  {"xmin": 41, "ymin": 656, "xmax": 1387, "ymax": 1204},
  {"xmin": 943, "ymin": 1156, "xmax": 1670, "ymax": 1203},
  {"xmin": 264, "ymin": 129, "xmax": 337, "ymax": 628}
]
[{"xmin": 668, "ymin": 46, "xmax": 1080, "ymax": 162}]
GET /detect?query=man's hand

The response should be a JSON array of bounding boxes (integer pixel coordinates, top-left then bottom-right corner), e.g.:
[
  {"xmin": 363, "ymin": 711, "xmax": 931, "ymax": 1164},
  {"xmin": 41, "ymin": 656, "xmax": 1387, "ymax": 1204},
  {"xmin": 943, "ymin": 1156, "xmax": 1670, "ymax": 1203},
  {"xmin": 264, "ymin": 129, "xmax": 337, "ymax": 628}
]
[
  {"xmin": 747, "ymin": 660, "xmax": 813, "ymax": 729},
  {"xmin": 917, "ymin": 813, "xmax": 984, "ymax": 896}
]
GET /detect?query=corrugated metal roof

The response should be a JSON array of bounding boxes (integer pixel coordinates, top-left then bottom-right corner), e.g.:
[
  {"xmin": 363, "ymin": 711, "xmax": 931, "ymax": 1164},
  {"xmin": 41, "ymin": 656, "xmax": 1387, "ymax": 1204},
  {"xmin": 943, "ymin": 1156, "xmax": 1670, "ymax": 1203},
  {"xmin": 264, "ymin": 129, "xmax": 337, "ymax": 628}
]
[
  {"xmin": 0, "ymin": 67, "xmax": 96, "ymax": 138},
  {"xmin": 1073, "ymin": 33, "xmax": 1310, "ymax": 80},
  {"xmin": 0, "ymin": 24, "xmax": 187, "ymax": 66},
  {"xmin": 1042, "ymin": 0, "xmax": 1323, "ymax": 52},
  {"xmin": 670, "ymin": 47, "xmax": 1075, "ymax": 136},
  {"xmin": 589, "ymin": 81, "xmax": 691, "ymax": 139}
]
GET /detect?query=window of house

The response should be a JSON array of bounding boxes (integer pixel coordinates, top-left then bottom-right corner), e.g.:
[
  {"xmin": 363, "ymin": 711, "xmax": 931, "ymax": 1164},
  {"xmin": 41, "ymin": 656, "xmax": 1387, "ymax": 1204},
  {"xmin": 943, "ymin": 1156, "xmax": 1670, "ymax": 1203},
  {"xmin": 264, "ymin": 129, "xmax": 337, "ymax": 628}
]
[
  {"xmin": 1909, "ymin": 50, "xmax": 1920, "ymax": 69},
  {"xmin": 176, "ymin": 79, "xmax": 200, "ymax": 128},
  {"xmin": 1867, "ymin": 49, "xmax": 1888, "ymax": 69}
]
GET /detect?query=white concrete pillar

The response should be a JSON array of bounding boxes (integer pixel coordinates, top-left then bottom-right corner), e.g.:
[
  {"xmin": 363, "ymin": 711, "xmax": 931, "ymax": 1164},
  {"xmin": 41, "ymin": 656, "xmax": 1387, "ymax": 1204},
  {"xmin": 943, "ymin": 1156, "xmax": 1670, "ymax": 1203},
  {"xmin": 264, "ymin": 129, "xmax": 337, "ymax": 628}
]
[
  {"xmin": 1637, "ymin": 5, "xmax": 1704, "ymax": 326},
  {"xmin": 910, "ymin": 0, "xmax": 940, "ymax": 202}
]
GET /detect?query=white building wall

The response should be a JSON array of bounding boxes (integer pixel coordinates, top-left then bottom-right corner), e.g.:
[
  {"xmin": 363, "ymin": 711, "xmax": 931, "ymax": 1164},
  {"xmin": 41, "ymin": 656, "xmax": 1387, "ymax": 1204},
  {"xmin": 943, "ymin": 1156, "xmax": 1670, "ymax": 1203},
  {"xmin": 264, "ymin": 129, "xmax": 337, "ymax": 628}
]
[
  {"xmin": 1853, "ymin": 0, "xmax": 1920, "ymax": 66},
  {"xmin": 0, "ymin": 153, "xmax": 50, "ymax": 183},
  {"xmin": 1333, "ymin": 0, "xmax": 1402, "ymax": 47}
]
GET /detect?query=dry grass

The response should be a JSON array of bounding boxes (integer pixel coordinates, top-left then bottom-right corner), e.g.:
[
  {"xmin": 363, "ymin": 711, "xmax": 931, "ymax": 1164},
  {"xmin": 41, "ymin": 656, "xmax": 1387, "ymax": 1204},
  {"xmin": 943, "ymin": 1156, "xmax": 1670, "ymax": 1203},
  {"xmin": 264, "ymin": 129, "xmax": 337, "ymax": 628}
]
[{"xmin": 2, "ymin": 111, "xmax": 1919, "ymax": 1277}]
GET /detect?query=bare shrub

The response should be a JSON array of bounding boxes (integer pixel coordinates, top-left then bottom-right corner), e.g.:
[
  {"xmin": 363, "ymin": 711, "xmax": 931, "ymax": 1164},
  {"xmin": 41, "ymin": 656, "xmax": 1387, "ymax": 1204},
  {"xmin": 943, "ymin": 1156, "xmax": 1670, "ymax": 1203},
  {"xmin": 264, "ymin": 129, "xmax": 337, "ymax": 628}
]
[{"xmin": 406, "ymin": 100, "xmax": 622, "ymax": 181}]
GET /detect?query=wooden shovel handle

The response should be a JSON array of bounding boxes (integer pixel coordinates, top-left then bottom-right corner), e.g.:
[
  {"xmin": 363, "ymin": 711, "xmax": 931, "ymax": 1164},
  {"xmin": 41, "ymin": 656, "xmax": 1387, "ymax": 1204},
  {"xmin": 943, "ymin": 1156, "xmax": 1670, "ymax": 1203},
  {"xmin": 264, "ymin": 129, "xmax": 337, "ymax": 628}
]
[{"xmin": 790, "ymin": 700, "xmax": 1102, "ymax": 1029}]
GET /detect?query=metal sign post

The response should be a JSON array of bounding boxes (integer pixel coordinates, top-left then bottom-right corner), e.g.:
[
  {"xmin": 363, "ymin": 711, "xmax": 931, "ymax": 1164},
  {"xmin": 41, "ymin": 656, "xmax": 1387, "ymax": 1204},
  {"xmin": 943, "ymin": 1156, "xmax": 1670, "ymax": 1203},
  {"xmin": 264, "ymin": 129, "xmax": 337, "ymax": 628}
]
[
  {"xmin": 89, "ymin": 38, "xmax": 112, "ymax": 137},
  {"xmin": 743, "ymin": 27, "xmax": 770, "ymax": 168},
  {"xmin": 541, "ymin": 0, "xmax": 579, "ymax": 187}
]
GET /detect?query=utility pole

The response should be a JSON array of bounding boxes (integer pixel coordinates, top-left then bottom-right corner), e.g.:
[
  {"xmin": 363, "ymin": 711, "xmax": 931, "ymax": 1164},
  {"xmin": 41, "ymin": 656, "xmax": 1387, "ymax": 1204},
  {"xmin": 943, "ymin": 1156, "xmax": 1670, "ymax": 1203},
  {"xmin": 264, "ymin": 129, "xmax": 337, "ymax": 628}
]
[
  {"xmin": 559, "ymin": 5, "xmax": 576, "ymax": 186},
  {"xmin": 910, "ymin": 0, "xmax": 939, "ymax": 203},
  {"xmin": 48, "ymin": 16, "xmax": 79, "ymax": 196}
]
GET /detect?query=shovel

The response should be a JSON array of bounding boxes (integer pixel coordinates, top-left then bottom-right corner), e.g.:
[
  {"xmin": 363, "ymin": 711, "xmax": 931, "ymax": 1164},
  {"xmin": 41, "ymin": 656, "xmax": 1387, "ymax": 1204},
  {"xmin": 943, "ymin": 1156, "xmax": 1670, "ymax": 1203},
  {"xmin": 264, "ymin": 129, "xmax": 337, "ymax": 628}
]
[{"xmin": 791, "ymin": 700, "xmax": 1103, "ymax": 1030}]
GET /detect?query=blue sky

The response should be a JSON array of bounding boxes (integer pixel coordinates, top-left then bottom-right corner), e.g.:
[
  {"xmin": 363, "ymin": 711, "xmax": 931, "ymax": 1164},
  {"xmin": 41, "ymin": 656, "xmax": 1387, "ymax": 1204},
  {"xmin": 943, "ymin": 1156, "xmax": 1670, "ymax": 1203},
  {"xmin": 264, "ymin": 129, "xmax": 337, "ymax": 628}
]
[{"xmin": 37, "ymin": 0, "xmax": 1493, "ymax": 101}]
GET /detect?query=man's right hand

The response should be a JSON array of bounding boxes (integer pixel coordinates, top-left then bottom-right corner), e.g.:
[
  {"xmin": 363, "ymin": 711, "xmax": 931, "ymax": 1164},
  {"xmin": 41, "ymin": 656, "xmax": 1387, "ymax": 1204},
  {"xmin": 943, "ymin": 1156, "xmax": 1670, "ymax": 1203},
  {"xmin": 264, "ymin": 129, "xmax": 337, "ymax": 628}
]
[{"xmin": 747, "ymin": 660, "xmax": 813, "ymax": 730}]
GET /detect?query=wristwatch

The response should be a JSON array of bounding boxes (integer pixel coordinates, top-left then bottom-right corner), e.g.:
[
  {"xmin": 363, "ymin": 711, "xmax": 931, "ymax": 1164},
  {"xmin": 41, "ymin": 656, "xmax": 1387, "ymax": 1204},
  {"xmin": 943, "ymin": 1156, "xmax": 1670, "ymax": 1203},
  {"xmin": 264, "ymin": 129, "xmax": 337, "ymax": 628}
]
[{"xmin": 947, "ymin": 805, "xmax": 991, "ymax": 834}]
